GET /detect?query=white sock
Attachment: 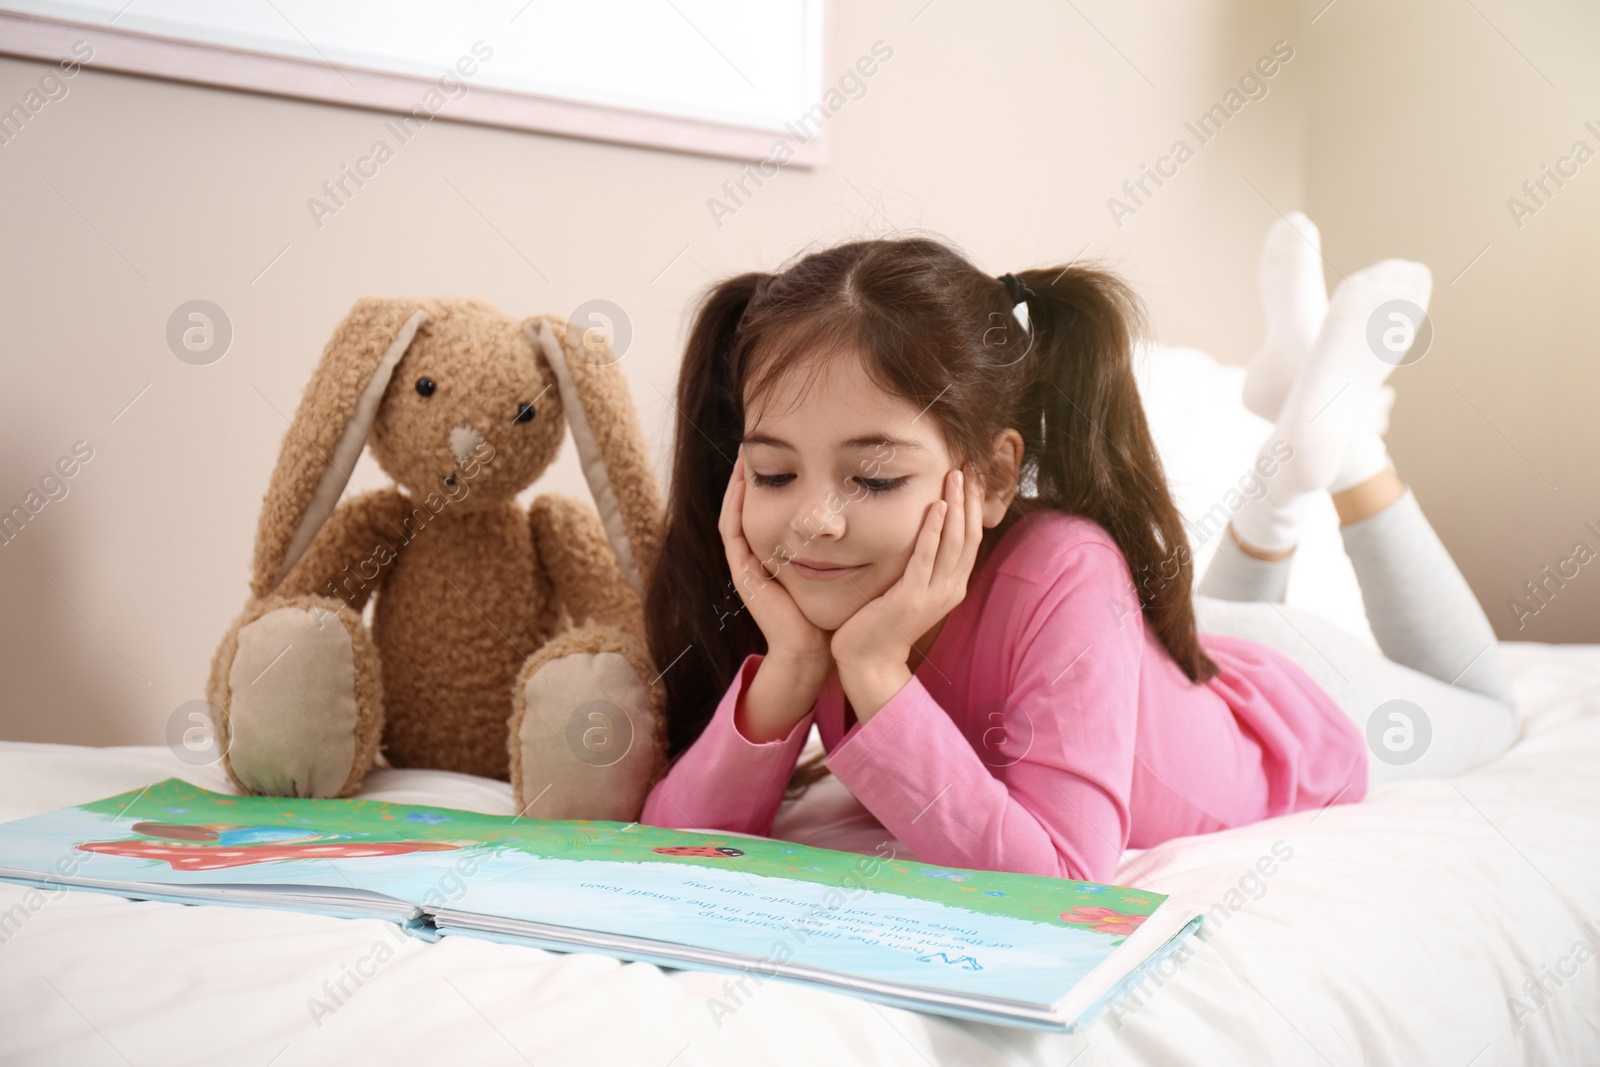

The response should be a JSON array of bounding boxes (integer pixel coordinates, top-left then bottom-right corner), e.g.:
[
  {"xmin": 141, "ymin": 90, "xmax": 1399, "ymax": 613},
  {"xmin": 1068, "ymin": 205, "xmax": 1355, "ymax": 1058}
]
[
  {"xmin": 1231, "ymin": 260, "xmax": 1432, "ymax": 554},
  {"xmin": 1328, "ymin": 384, "xmax": 1396, "ymax": 494},
  {"xmin": 1229, "ymin": 451, "xmax": 1316, "ymax": 556},
  {"xmin": 1241, "ymin": 212, "xmax": 1329, "ymax": 424}
]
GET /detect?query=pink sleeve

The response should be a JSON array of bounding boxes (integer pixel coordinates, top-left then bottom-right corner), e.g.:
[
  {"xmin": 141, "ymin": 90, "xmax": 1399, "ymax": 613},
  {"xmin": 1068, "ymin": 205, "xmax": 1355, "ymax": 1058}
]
[
  {"xmin": 639, "ymin": 652, "xmax": 817, "ymax": 837},
  {"xmin": 824, "ymin": 543, "xmax": 1141, "ymax": 883}
]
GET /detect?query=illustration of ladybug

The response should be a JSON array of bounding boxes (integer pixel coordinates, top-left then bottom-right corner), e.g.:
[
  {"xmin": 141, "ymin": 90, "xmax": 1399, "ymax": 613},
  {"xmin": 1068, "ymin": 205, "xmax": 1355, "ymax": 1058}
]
[{"xmin": 651, "ymin": 845, "xmax": 745, "ymax": 858}]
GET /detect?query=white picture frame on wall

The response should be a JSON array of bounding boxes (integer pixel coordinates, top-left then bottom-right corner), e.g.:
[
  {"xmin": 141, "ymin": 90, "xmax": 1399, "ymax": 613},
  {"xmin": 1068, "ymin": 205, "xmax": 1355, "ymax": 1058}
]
[{"xmin": 0, "ymin": 0, "xmax": 830, "ymax": 166}]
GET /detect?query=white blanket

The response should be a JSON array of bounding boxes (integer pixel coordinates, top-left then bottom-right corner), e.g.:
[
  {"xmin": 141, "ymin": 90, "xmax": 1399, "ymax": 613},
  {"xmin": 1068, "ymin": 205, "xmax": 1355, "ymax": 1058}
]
[{"xmin": 1, "ymin": 637, "xmax": 1597, "ymax": 1066}]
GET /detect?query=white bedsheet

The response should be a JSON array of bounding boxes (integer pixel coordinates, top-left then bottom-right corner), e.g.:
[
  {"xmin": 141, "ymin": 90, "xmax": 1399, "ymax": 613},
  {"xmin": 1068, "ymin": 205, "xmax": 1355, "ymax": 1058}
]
[{"xmin": 1, "ymin": 640, "xmax": 1598, "ymax": 1066}]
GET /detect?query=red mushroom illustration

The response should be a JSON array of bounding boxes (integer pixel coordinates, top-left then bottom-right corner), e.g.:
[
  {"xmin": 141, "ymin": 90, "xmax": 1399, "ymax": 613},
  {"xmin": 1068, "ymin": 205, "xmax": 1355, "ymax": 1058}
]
[{"xmin": 1056, "ymin": 905, "xmax": 1149, "ymax": 935}]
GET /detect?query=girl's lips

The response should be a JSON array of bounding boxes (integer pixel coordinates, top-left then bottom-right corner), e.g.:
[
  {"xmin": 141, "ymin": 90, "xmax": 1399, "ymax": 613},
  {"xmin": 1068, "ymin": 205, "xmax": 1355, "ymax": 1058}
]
[{"xmin": 790, "ymin": 561, "xmax": 866, "ymax": 581}]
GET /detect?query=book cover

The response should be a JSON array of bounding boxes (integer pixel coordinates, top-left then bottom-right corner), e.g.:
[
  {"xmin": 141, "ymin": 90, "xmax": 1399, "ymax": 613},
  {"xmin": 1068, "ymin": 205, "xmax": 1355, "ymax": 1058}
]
[{"xmin": 0, "ymin": 778, "xmax": 1201, "ymax": 1031}]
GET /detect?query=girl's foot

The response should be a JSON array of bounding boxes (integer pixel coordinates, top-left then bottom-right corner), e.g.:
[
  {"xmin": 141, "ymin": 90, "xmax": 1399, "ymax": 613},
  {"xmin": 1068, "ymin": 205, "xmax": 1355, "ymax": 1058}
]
[
  {"xmin": 1241, "ymin": 212, "xmax": 1329, "ymax": 424},
  {"xmin": 1230, "ymin": 259, "xmax": 1432, "ymax": 555},
  {"xmin": 1273, "ymin": 258, "xmax": 1432, "ymax": 498},
  {"xmin": 1329, "ymin": 382, "xmax": 1397, "ymax": 495}
]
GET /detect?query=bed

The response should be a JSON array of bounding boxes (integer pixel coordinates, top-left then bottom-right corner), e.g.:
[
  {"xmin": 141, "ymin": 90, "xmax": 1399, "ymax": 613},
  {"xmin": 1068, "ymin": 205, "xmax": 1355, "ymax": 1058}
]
[{"xmin": 2, "ymin": 344, "xmax": 1597, "ymax": 1066}]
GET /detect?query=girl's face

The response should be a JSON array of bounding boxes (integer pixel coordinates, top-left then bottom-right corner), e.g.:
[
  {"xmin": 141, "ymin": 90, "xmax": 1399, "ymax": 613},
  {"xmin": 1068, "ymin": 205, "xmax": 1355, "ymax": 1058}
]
[{"xmin": 740, "ymin": 353, "xmax": 972, "ymax": 632}]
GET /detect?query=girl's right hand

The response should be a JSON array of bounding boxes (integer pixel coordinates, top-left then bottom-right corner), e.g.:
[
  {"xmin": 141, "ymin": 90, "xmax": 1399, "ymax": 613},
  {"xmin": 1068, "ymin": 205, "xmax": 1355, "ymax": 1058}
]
[
  {"xmin": 719, "ymin": 449, "xmax": 833, "ymax": 669},
  {"xmin": 720, "ymin": 448, "xmax": 835, "ymax": 744}
]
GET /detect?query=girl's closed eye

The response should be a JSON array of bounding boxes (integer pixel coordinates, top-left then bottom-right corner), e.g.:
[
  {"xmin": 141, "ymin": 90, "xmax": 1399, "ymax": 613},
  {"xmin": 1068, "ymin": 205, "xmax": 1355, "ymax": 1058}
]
[{"xmin": 854, "ymin": 475, "xmax": 908, "ymax": 494}]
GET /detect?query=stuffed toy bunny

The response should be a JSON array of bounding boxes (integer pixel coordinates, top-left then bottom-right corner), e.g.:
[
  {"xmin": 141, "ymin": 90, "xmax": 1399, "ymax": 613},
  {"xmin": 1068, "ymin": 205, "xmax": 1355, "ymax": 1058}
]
[{"xmin": 205, "ymin": 297, "xmax": 667, "ymax": 822}]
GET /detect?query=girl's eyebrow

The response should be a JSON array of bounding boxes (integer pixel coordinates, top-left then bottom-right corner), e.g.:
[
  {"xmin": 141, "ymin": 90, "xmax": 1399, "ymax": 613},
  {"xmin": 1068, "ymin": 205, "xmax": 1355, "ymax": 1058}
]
[
  {"xmin": 838, "ymin": 435, "xmax": 928, "ymax": 454},
  {"xmin": 741, "ymin": 432, "xmax": 927, "ymax": 453}
]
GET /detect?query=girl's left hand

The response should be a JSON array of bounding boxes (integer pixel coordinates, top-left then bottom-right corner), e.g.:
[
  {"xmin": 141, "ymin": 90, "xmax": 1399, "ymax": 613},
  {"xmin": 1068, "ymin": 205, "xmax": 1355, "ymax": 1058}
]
[{"xmin": 831, "ymin": 463, "xmax": 984, "ymax": 673}]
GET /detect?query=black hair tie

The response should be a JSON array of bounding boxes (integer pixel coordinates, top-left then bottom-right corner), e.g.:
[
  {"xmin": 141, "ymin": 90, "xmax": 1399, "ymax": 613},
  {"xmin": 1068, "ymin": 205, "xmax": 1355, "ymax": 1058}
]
[{"xmin": 998, "ymin": 272, "xmax": 1036, "ymax": 306}]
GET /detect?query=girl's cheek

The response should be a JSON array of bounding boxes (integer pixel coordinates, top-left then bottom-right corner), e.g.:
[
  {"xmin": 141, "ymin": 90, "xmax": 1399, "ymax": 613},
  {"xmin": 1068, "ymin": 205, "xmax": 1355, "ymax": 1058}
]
[
  {"xmin": 852, "ymin": 513, "xmax": 909, "ymax": 581},
  {"xmin": 741, "ymin": 515, "xmax": 763, "ymax": 556},
  {"xmin": 743, "ymin": 506, "xmax": 779, "ymax": 561},
  {"xmin": 898, "ymin": 497, "xmax": 934, "ymax": 537}
]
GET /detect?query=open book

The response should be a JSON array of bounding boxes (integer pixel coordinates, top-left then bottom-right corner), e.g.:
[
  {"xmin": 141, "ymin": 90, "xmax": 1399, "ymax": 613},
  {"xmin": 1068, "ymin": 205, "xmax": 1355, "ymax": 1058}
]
[{"xmin": 0, "ymin": 777, "xmax": 1202, "ymax": 1032}]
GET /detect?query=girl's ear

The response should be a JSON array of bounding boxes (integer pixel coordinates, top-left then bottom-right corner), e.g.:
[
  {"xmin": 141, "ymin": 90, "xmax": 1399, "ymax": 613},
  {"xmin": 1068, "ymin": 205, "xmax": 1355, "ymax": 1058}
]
[
  {"xmin": 251, "ymin": 298, "xmax": 431, "ymax": 599},
  {"xmin": 981, "ymin": 429, "xmax": 1026, "ymax": 527}
]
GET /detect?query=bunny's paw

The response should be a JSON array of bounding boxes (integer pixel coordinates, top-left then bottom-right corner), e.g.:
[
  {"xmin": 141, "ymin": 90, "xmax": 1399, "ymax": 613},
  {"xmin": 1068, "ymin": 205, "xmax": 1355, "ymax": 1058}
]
[
  {"xmin": 511, "ymin": 637, "xmax": 658, "ymax": 821},
  {"xmin": 220, "ymin": 602, "xmax": 378, "ymax": 797}
]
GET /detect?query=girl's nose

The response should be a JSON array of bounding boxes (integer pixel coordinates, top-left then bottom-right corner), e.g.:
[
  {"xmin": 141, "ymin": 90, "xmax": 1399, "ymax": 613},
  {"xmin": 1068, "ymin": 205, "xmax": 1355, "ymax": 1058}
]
[{"xmin": 790, "ymin": 488, "xmax": 846, "ymax": 541}]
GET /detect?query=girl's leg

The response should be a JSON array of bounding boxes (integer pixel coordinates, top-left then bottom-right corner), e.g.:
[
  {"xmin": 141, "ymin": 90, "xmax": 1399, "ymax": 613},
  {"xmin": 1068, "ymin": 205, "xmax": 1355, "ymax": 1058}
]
[
  {"xmin": 1202, "ymin": 465, "xmax": 1517, "ymax": 708},
  {"xmin": 1198, "ymin": 466, "xmax": 1521, "ymax": 788},
  {"xmin": 1332, "ymin": 468, "xmax": 1519, "ymax": 708},
  {"xmin": 1195, "ymin": 241, "xmax": 1409, "ymax": 603},
  {"xmin": 1195, "ymin": 209, "xmax": 1326, "ymax": 607},
  {"xmin": 1194, "ymin": 519, "xmax": 1294, "ymax": 603},
  {"xmin": 1200, "ymin": 465, "xmax": 1520, "ymax": 786},
  {"xmin": 1194, "ymin": 237, "xmax": 1519, "ymax": 784}
]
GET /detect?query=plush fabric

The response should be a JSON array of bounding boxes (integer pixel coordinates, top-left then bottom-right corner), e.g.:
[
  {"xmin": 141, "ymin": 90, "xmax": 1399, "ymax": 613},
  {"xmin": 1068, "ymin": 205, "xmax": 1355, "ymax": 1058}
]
[{"xmin": 205, "ymin": 299, "xmax": 667, "ymax": 820}]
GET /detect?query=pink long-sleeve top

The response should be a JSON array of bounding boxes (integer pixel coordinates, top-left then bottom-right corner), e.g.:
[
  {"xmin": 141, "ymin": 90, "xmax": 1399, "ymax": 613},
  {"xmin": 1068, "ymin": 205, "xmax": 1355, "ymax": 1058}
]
[{"xmin": 641, "ymin": 509, "xmax": 1368, "ymax": 882}]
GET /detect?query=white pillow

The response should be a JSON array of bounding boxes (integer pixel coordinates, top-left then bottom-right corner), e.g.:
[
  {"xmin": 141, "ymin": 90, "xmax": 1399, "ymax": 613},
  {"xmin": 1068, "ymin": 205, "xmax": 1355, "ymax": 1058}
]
[{"xmin": 1131, "ymin": 340, "xmax": 1379, "ymax": 649}]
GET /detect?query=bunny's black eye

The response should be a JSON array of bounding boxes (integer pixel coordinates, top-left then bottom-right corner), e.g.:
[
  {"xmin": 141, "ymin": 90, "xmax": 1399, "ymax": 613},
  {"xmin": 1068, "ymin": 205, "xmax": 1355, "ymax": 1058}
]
[
  {"xmin": 415, "ymin": 377, "xmax": 436, "ymax": 397},
  {"xmin": 515, "ymin": 402, "xmax": 536, "ymax": 424}
]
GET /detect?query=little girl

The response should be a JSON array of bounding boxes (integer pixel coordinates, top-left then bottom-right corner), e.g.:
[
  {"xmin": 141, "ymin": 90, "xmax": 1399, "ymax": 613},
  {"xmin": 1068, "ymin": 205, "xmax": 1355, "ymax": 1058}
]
[{"xmin": 638, "ymin": 220, "xmax": 1520, "ymax": 883}]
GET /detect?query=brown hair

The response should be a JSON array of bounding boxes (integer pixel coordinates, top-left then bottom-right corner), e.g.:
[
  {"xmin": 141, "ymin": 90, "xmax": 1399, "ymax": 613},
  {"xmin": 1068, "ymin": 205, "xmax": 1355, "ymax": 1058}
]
[{"xmin": 645, "ymin": 234, "xmax": 1217, "ymax": 804}]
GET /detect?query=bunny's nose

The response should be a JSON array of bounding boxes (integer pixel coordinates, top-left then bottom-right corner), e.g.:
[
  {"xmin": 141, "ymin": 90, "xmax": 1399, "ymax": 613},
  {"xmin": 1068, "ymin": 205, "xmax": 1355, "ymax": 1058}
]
[{"xmin": 449, "ymin": 424, "xmax": 486, "ymax": 466}]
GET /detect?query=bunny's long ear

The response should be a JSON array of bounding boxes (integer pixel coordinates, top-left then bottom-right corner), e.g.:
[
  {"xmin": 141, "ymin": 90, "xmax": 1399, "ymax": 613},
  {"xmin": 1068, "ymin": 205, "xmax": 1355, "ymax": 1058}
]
[
  {"xmin": 250, "ymin": 299, "xmax": 431, "ymax": 600},
  {"xmin": 524, "ymin": 314, "xmax": 664, "ymax": 600}
]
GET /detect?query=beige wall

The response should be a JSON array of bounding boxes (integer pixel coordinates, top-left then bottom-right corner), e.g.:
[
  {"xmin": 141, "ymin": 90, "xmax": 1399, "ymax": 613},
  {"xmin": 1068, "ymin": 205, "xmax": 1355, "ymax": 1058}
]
[
  {"xmin": 1303, "ymin": 0, "xmax": 1600, "ymax": 646},
  {"xmin": 8, "ymin": 0, "xmax": 1577, "ymax": 749}
]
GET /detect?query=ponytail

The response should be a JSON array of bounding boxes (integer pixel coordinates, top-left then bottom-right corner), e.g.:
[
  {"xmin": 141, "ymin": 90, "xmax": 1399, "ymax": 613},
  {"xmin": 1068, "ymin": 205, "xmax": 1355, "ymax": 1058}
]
[{"xmin": 1009, "ymin": 265, "xmax": 1218, "ymax": 684}]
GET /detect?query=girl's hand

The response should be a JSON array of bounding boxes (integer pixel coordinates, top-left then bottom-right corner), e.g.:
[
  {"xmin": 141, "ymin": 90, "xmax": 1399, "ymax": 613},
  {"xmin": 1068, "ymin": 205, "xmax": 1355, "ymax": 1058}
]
[
  {"xmin": 830, "ymin": 463, "xmax": 984, "ymax": 675},
  {"xmin": 721, "ymin": 447, "xmax": 834, "ymax": 743},
  {"xmin": 719, "ymin": 448, "xmax": 833, "ymax": 668}
]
